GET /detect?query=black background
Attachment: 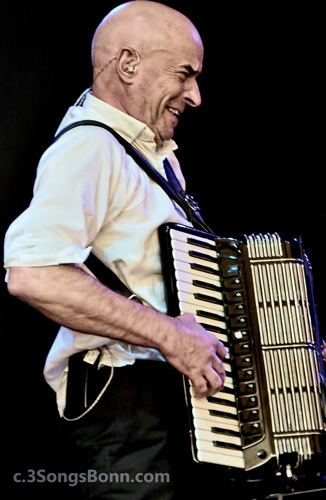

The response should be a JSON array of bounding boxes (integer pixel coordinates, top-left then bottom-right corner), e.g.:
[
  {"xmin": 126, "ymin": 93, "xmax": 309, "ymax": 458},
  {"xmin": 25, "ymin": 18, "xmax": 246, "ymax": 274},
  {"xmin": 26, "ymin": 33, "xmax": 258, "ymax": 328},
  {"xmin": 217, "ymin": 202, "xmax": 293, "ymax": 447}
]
[{"xmin": 1, "ymin": 1, "xmax": 325, "ymax": 497}]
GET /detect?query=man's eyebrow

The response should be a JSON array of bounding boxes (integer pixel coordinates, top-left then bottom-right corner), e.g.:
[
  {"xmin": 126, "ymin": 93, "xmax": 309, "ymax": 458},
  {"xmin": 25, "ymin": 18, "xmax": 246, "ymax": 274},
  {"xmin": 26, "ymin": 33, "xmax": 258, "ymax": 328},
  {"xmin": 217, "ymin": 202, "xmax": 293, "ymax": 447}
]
[{"xmin": 180, "ymin": 64, "xmax": 202, "ymax": 76}]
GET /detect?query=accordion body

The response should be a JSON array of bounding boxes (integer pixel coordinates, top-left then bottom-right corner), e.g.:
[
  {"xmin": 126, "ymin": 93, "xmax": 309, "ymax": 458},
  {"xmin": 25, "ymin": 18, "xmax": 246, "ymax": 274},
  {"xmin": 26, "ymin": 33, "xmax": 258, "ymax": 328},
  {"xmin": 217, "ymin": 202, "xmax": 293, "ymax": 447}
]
[{"xmin": 159, "ymin": 223, "xmax": 326, "ymax": 477}]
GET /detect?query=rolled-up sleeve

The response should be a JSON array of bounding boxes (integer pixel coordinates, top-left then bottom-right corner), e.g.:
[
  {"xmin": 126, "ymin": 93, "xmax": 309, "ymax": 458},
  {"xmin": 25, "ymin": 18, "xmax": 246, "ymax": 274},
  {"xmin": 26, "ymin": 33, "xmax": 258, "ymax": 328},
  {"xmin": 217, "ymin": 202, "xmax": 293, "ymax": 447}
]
[{"xmin": 4, "ymin": 128, "xmax": 115, "ymax": 268}]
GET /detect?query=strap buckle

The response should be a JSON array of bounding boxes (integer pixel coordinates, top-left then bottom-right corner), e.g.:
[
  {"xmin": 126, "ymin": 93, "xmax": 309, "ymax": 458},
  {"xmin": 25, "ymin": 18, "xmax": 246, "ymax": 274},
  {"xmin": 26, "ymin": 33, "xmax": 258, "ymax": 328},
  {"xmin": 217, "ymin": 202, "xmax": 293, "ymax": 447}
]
[{"xmin": 182, "ymin": 192, "xmax": 201, "ymax": 213}]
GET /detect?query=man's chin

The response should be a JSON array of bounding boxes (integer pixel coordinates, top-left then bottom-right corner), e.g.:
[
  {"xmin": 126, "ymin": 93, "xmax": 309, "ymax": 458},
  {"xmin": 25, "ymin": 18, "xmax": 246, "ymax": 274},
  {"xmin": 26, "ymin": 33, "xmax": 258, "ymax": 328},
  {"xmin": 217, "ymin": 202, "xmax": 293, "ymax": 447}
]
[
  {"xmin": 162, "ymin": 128, "xmax": 175, "ymax": 142},
  {"xmin": 154, "ymin": 131, "xmax": 174, "ymax": 149}
]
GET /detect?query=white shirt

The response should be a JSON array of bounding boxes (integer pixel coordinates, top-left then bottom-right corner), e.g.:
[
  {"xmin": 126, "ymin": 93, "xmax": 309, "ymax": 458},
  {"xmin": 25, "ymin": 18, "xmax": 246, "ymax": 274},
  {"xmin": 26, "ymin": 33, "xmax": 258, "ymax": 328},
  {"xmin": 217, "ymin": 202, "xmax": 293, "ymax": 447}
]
[{"xmin": 4, "ymin": 89, "xmax": 191, "ymax": 415}]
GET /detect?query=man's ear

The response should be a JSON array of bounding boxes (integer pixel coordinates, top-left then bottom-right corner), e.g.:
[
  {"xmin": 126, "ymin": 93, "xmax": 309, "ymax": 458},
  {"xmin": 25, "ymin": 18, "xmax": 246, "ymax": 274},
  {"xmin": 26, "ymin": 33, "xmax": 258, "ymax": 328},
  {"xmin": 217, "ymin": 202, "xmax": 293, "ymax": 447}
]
[{"xmin": 116, "ymin": 47, "xmax": 140, "ymax": 81}]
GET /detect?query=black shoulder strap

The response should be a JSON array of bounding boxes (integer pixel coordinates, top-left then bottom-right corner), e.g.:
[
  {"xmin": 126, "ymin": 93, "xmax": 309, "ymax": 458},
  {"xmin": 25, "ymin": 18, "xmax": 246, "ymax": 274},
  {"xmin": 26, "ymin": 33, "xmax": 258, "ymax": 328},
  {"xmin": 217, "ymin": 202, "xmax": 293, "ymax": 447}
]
[
  {"xmin": 54, "ymin": 119, "xmax": 213, "ymax": 233},
  {"xmin": 84, "ymin": 253, "xmax": 130, "ymax": 296}
]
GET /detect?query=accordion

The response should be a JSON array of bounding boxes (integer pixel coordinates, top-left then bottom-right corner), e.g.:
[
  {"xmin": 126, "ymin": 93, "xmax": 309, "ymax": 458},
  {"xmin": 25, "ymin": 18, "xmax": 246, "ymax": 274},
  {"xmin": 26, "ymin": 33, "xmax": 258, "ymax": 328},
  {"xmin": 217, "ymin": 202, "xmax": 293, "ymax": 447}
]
[{"xmin": 159, "ymin": 223, "xmax": 326, "ymax": 478}]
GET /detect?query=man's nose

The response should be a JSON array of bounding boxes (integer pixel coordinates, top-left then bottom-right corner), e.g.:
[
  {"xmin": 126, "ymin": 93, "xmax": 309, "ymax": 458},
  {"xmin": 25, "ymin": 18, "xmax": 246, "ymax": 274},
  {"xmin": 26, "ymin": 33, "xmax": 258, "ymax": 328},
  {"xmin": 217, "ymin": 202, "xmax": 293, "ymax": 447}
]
[{"xmin": 184, "ymin": 79, "xmax": 201, "ymax": 107}]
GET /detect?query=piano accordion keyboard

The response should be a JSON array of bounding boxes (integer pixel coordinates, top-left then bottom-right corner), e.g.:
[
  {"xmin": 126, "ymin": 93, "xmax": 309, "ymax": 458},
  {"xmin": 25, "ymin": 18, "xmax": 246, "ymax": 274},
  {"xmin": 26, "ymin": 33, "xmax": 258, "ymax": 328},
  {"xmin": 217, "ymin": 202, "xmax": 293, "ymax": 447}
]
[{"xmin": 167, "ymin": 227, "xmax": 245, "ymax": 468}]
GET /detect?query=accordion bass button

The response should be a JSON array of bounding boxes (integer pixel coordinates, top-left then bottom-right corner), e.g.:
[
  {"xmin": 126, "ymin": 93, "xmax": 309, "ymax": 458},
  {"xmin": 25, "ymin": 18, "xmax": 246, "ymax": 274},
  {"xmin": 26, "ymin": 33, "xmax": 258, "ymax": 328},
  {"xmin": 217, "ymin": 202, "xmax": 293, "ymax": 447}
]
[
  {"xmin": 223, "ymin": 277, "xmax": 242, "ymax": 288},
  {"xmin": 239, "ymin": 395, "xmax": 257, "ymax": 409},
  {"xmin": 241, "ymin": 408, "xmax": 259, "ymax": 422},
  {"xmin": 233, "ymin": 330, "xmax": 248, "ymax": 341},
  {"xmin": 239, "ymin": 382, "xmax": 256, "ymax": 395},
  {"xmin": 242, "ymin": 422, "xmax": 262, "ymax": 436},
  {"xmin": 236, "ymin": 355, "xmax": 253, "ymax": 368},
  {"xmin": 238, "ymin": 369, "xmax": 254, "ymax": 381},
  {"xmin": 234, "ymin": 342, "xmax": 251, "ymax": 354}
]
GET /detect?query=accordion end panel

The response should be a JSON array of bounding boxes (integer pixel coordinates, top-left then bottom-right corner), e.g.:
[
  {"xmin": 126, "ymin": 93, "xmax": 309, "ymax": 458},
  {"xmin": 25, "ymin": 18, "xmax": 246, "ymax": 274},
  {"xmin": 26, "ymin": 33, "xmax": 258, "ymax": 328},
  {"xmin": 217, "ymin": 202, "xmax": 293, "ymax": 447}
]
[
  {"xmin": 159, "ymin": 223, "xmax": 326, "ymax": 480},
  {"xmin": 242, "ymin": 233, "xmax": 326, "ymax": 474}
]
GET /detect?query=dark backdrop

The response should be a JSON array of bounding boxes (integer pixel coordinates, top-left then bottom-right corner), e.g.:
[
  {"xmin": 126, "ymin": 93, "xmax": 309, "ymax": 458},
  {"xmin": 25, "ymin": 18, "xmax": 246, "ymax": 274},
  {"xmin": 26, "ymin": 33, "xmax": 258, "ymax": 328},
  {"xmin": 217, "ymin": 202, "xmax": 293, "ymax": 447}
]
[{"xmin": 1, "ymin": 1, "xmax": 324, "ymax": 497}]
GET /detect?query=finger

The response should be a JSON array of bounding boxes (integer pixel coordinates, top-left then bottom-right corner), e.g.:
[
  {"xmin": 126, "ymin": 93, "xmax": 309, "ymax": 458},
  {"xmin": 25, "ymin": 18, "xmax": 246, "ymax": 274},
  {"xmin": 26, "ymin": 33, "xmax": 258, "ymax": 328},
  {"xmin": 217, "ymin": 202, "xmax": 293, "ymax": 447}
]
[
  {"xmin": 215, "ymin": 340, "xmax": 227, "ymax": 360},
  {"xmin": 179, "ymin": 312, "xmax": 197, "ymax": 323},
  {"xmin": 212, "ymin": 356, "xmax": 226, "ymax": 383},
  {"xmin": 203, "ymin": 367, "xmax": 224, "ymax": 397},
  {"xmin": 190, "ymin": 374, "xmax": 209, "ymax": 398}
]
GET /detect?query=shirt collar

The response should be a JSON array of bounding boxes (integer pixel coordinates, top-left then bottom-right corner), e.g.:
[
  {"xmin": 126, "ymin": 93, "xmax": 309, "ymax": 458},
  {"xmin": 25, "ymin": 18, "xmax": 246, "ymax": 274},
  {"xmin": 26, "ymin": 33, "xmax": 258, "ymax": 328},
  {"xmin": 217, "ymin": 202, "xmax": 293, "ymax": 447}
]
[{"xmin": 84, "ymin": 91, "xmax": 178, "ymax": 160}]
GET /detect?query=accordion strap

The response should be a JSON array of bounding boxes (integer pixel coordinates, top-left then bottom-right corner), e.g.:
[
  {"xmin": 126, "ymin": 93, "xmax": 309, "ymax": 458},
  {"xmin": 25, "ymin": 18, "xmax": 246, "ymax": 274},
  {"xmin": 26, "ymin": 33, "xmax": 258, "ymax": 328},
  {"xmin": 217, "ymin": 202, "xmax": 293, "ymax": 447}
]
[
  {"xmin": 84, "ymin": 252, "xmax": 135, "ymax": 299},
  {"xmin": 54, "ymin": 119, "xmax": 213, "ymax": 233}
]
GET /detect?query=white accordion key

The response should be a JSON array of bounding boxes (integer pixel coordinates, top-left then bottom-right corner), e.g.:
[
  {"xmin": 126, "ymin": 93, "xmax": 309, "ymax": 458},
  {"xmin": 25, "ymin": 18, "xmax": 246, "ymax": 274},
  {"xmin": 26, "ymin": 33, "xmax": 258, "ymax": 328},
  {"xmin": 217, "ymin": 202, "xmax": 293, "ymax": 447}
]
[
  {"xmin": 172, "ymin": 249, "xmax": 219, "ymax": 271},
  {"xmin": 175, "ymin": 269, "xmax": 221, "ymax": 287},
  {"xmin": 178, "ymin": 301, "xmax": 226, "ymax": 320},
  {"xmin": 171, "ymin": 237, "xmax": 217, "ymax": 259},
  {"xmin": 194, "ymin": 429, "xmax": 241, "ymax": 447},
  {"xmin": 177, "ymin": 291, "xmax": 224, "ymax": 313},
  {"xmin": 173, "ymin": 259, "xmax": 220, "ymax": 282},
  {"xmin": 176, "ymin": 280, "xmax": 223, "ymax": 301}
]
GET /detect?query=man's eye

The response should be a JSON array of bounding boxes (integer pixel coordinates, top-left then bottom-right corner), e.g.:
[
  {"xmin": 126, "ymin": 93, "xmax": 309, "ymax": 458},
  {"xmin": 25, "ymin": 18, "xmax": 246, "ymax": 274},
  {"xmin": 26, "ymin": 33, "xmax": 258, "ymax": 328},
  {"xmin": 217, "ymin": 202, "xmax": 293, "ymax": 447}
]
[{"xmin": 178, "ymin": 72, "xmax": 188, "ymax": 81}]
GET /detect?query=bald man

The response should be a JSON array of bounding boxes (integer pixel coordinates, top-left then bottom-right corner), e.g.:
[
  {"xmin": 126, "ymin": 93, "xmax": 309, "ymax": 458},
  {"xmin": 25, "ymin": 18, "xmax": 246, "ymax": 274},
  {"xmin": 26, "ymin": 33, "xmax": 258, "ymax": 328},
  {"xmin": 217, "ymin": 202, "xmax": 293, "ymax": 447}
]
[{"xmin": 4, "ymin": 1, "xmax": 227, "ymax": 499}]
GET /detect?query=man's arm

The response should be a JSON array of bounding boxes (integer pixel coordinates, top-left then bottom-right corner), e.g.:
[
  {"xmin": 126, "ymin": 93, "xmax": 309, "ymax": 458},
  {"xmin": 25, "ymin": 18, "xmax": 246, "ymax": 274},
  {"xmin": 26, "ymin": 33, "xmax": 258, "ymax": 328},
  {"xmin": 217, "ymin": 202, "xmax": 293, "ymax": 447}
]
[{"xmin": 8, "ymin": 265, "xmax": 226, "ymax": 397}]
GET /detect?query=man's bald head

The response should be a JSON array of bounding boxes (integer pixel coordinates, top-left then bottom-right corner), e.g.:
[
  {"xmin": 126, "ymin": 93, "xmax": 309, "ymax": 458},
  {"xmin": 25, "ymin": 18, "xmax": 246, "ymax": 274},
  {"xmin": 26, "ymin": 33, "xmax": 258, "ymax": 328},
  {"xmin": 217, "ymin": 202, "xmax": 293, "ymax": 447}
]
[
  {"xmin": 91, "ymin": 1, "xmax": 204, "ymax": 149},
  {"xmin": 91, "ymin": 1, "xmax": 202, "ymax": 77}
]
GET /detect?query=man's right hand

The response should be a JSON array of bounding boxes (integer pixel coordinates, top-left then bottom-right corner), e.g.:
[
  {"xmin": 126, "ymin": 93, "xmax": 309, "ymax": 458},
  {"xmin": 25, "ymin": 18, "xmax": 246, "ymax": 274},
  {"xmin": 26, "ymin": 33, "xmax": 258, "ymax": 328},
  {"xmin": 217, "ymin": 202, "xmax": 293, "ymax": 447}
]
[{"xmin": 161, "ymin": 313, "xmax": 227, "ymax": 398}]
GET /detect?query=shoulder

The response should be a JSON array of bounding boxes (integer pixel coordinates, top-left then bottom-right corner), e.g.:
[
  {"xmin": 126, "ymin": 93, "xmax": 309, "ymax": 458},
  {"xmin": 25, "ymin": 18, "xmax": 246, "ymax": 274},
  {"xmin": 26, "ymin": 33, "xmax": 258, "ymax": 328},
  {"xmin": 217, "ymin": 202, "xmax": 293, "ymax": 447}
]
[
  {"xmin": 38, "ymin": 123, "xmax": 129, "ymax": 178},
  {"xmin": 53, "ymin": 122, "xmax": 126, "ymax": 156}
]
